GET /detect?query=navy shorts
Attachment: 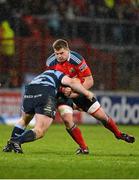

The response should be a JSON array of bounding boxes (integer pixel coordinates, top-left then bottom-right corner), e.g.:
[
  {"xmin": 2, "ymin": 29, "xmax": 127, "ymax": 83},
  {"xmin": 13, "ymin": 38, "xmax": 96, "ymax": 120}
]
[{"xmin": 22, "ymin": 84, "xmax": 57, "ymax": 118}]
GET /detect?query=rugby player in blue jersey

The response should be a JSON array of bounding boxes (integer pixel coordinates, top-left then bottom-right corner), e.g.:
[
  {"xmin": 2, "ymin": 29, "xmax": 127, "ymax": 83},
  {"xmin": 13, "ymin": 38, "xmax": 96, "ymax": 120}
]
[{"xmin": 3, "ymin": 70, "xmax": 93, "ymax": 153}]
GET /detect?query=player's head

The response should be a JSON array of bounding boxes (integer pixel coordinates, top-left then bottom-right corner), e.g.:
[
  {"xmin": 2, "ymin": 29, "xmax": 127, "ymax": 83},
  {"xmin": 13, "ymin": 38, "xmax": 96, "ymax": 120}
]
[{"xmin": 53, "ymin": 39, "xmax": 70, "ymax": 63}]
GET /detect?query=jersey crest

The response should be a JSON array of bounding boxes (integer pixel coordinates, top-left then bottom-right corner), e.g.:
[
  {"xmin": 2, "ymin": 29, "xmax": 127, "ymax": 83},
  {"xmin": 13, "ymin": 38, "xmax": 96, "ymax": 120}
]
[{"xmin": 69, "ymin": 67, "xmax": 76, "ymax": 73}]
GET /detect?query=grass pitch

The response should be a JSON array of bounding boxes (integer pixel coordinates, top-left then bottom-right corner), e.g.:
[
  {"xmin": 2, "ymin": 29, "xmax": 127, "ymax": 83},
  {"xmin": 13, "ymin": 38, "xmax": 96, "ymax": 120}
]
[{"xmin": 0, "ymin": 124, "xmax": 138, "ymax": 179}]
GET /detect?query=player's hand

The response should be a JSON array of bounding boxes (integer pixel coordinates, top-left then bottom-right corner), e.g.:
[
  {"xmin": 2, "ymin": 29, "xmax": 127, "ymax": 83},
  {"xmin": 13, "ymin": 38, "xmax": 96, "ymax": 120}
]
[
  {"xmin": 69, "ymin": 92, "xmax": 79, "ymax": 98},
  {"xmin": 87, "ymin": 91, "xmax": 94, "ymax": 101}
]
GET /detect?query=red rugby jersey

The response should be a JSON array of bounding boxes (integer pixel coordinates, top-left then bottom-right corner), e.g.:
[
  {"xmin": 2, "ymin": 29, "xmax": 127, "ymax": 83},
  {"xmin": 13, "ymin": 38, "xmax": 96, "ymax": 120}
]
[{"xmin": 46, "ymin": 51, "xmax": 92, "ymax": 83}]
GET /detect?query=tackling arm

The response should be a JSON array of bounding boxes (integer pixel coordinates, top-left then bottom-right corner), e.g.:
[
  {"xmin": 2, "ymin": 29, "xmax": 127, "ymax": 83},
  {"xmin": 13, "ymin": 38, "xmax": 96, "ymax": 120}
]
[
  {"xmin": 82, "ymin": 75, "xmax": 94, "ymax": 89},
  {"xmin": 62, "ymin": 76, "xmax": 94, "ymax": 98},
  {"xmin": 61, "ymin": 76, "xmax": 94, "ymax": 100}
]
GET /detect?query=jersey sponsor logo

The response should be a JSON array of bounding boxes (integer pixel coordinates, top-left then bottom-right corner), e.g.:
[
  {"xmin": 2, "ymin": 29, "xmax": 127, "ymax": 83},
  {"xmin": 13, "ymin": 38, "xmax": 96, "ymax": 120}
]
[
  {"xmin": 24, "ymin": 95, "xmax": 33, "ymax": 98},
  {"xmin": 24, "ymin": 94, "xmax": 42, "ymax": 98},
  {"xmin": 34, "ymin": 94, "xmax": 42, "ymax": 98},
  {"xmin": 79, "ymin": 64, "xmax": 87, "ymax": 71}
]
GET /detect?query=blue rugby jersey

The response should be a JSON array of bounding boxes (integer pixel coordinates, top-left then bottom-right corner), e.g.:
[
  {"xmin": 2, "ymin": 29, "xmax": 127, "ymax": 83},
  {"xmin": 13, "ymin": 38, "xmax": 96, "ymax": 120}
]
[{"xmin": 29, "ymin": 70, "xmax": 65, "ymax": 92}]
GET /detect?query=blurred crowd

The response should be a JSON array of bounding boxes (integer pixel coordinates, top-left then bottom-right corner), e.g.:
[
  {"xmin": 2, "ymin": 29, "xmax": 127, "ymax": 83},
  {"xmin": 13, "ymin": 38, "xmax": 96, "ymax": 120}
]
[
  {"xmin": 0, "ymin": 0, "xmax": 139, "ymax": 89},
  {"xmin": 0, "ymin": 0, "xmax": 139, "ymax": 39},
  {"xmin": 2, "ymin": 0, "xmax": 139, "ymax": 19}
]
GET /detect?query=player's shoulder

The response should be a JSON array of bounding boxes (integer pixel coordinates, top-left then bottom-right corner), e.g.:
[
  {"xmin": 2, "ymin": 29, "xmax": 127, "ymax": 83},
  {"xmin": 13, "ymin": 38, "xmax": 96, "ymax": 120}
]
[
  {"xmin": 46, "ymin": 69, "xmax": 64, "ymax": 76},
  {"xmin": 69, "ymin": 51, "xmax": 84, "ymax": 65},
  {"xmin": 46, "ymin": 53, "xmax": 57, "ymax": 66}
]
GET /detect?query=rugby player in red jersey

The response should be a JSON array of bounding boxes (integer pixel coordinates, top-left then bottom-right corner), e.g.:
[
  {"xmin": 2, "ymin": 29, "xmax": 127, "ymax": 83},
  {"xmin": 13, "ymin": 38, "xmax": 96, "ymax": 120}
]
[{"xmin": 46, "ymin": 39, "xmax": 135, "ymax": 154}]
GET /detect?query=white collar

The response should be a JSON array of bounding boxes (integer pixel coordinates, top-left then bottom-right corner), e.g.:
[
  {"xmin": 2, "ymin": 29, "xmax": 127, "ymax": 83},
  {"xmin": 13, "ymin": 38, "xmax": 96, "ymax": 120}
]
[{"xmin": 67, "ymin": 51, "xmax": 70, "ymax": 61}]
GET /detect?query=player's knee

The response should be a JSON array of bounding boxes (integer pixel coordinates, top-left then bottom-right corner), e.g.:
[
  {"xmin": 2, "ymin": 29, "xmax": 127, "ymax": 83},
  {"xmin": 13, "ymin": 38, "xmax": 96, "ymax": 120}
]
[
  {"xmin": 63, "ymin": 118, "xmax": 74, "ymax": 129},
  {"xmin": 58, "ymin": 106, "xmax": 74, "ymax": 128},
  {"xmin": 62, "ymin": 114, "xmax": 74, "ymax": 127},
  {"xmin": 58, "ymin": 105, "xmax": 73, "ymax": 116}
]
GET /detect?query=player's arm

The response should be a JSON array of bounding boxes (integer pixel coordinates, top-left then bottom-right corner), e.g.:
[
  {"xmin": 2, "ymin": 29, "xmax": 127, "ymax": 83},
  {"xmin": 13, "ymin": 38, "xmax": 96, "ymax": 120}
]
[
  {"xmin": 81, "ymin": 75, "xmax": 94, "ymax": 90},
  {"xmin": 61, "ymin": 76, "xmax": 94, "ymax": 98},
  {"xmin": 65, "ymin": 59, "xmax": 94, "ymax": 97},
  {"xmin": 67, "ymin": 76, "xmax": 93, "ymax": 98},
  {"xmin": 62, "ymin": 60, "xmax": 94, "ymax": 97},
  {"xmin": 63, "ymin": 78, "xmax": 81, "ymax": 98},
  {"xmin": 76, "ymin": 59, "xmax": 94, "ymax": 89},
  {"xmin": 61, "ymin": 75, "xmax": 94, "ymax": 100}
]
